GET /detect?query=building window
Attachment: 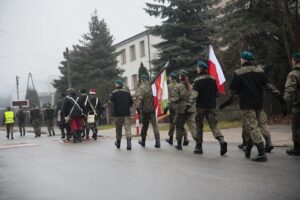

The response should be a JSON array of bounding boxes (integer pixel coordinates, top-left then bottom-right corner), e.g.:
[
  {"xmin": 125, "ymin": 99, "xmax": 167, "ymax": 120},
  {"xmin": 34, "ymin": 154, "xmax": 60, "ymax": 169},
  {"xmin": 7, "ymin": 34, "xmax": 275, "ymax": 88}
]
[
  {"xmin": 120, "ymin": 49, "xmax": 126, "ymax": 64},
  {"xmin": 139, "ymin": 40, "xmax": 145, "ymax": 57},
  {"xmin": 132, "ymin": 74, "xmax": 137, "ymax": 90},
  {"xmin": 123, "ymin": 77, "xmax": 128, "ymax": 87},
  {"xmin": 130, "ymin": 45, "xmax": 136, "ymax": 61}
]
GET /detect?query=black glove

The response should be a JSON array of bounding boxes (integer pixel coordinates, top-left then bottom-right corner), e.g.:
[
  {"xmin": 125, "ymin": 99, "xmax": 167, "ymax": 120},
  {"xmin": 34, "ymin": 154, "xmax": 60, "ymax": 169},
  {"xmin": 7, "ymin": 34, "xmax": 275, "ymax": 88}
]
[
  {"xmin": 184, "ymin": 105, "xmax": 191, "ymax": 113},
  {"xmin": 136, "ymin": 108, "xmax": 140, "ymax": 115}
]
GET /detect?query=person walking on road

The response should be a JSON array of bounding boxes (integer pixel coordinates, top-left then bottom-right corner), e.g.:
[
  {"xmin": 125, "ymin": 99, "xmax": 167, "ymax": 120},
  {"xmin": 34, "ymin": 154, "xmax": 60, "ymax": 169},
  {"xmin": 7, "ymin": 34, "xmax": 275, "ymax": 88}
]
[
  {"xmin": 30, "ymin": 106, "xmax": 42, "ymax": 137},
  {"xmin": 43, "ymin": 103, "xmax": 56, "ymax": 137},
  {"xmin": 284, "ymin": 52, "xmax": 300, "ymax": 156},
  {"xmin": 219, "ymin": 51, "xmax": 284, "ymax": 162},
  {"xmin": 61, "ymin": 88, "xmax": 85, "ymax": 143},
  {"xmin": 187, "ymin": 61, "xmax": 227, "ymax": 155},
  {"xmin": 165, "ymin": 72, "xmax": 189, "ymax": 146},
  {"xmin": 16, "ymin": 106, "xmax": 26, "ymax": 136},
  {"xmin": 109, "ymin": 80, "xmax": 134, "ymax": 150},
  {"xmin": 136, "ymin": 74, "xmax": 161, "ymax": 148},
  {"xmin": 3, "ymin": 107, "xmax": 15, "ymax": 140}
]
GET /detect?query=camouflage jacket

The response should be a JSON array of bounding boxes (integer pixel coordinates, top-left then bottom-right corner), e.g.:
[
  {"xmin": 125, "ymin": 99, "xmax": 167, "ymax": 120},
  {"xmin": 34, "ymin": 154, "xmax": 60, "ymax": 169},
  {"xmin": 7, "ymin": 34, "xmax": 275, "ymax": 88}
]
[
  {"xmin": 30, "ymin": 108, "xmax": 42, "ymax": 121},
  {"xmin": 168, "ymin": 80, "xmax": 177, "ymax": 110},
  {"xmin": 170, "ymin": 82, "xmax": 196, "ymax": 114},
  {"xmin": 135, "ymin": 80, "xmax": 155, "ymax": 113},
  {"xmin": 284, "ymin": 63, "xmax": 300, "ymax": 113}
]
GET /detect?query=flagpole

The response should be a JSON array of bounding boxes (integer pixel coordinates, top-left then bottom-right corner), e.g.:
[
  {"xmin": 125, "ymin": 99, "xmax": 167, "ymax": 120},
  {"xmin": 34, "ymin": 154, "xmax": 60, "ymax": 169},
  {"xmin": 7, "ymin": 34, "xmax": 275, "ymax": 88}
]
[{"xmin": 150, "ymin": 61, "xmax": 169, "ymax": 85}]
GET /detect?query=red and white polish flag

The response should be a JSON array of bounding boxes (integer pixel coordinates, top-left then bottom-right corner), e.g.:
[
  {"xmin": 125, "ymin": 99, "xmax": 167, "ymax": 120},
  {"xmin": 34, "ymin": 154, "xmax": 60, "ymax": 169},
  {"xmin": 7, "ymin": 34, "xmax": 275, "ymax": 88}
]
[{"xmin": 208, "ymin": 45, "xmax": 226, "ymax": 95}]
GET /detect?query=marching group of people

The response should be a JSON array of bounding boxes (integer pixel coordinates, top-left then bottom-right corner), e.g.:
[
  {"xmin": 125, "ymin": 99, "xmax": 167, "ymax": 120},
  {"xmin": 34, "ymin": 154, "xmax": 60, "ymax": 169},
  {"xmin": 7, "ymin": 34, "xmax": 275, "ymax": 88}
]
[
  {"xmin": 109, "ymin": 50, "xmax": 300, "ymax": 163},
  {"xmin": 2, "ymin": 50, "xmax": 300, "ymax": 163}
]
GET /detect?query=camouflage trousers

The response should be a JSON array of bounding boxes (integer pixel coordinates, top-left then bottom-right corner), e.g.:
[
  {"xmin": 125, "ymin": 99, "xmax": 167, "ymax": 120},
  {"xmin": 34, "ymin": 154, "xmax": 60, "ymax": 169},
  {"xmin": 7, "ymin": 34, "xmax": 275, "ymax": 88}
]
[
  {"xmin": 292, "ymin": 112, "xmax": 300, "ymax": 143},
  {"xmin": 115, "ymin": 116, "xmax": 131, "ymax": 140},
  {"xmin": 18, "ymin": 121, "xmax": 25, "ymax": 135},
  {"xmin": 242, "ymin": 110, "xmax": 270, "ymax": 141},
  {"xmin": 5, "ymin": 123, "xmax": 14, "ymax": 136},
  {"xmin": 32, "ymin": 119, "xmax": 41, "ymax": 136},
  {"xmin": 241, "ymin": 110, "xmax": 264, "ymax": 145},
  {"xmin": 168, "ymin": 109, "xmax": 188, "ymax": 140},
  {"xmin": 175, "ymin": 112, "xmax": 199, "ymax": 142},
  {"xmin": 141, "ymin": 112, "xmax": 160, "ymax": 141},
  {"xmin": 195, "ymin": 108, "xmax": 223, "ymax": 143},
  {"xmin": 45, "ymin": 120, "xmax": 55, "ymax": 136}
]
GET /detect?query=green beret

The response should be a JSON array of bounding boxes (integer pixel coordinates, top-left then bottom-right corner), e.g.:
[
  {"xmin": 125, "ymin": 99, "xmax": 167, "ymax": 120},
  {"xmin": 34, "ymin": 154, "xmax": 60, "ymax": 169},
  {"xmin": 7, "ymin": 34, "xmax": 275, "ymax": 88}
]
[
  {"xmin": 240, "ymin": 51, "xmax": 254, "ymax": 61},
  {"xmin": 197, "ymin": 60, "xmax": 208, "ymax": 69},
  {"xmin": 140, "ymin": 74, "xmax": 149, "ymax": 80},
  {"xmin": 115, "ymin": 79, "xmax": 124, "ymax": 85},
  {"xmin": 292, "ymin": 52, "xmax": 300, "ymax": 59},
  {"xmin": 168, "ymin": 72, "xmax": 177, "ymax": 79},
  {"xmin": 179, "ymin": 69, "xmax": 189, "ymax": 76}
]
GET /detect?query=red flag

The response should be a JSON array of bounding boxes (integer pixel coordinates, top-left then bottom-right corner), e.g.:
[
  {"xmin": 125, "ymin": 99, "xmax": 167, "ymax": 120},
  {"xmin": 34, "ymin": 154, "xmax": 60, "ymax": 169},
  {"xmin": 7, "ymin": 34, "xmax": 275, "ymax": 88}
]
[{"xmin": 208, "ymin": 45, "xmax": 226, "ymax": 95}]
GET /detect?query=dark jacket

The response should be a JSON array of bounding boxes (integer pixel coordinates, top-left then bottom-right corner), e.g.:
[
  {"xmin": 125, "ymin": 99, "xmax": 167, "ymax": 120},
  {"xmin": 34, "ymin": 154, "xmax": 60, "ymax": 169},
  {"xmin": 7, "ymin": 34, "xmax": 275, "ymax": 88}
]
[
  {"xmin": 109, "ymin": 88, "xmax": 133, "ymax": 117},
  {"xmin": 61, "ymin": 94, "xmax": 85, "ymax": 118},
  {"xmin": 86, "ymin": 95, "xmax": 103, "ymax": 116},
  {"xmin": 44, "ymin": 108, "xmax": 55, "ymax": 121},
  {"xmin": 230, "ymin": 63, "xmax": 280, "ymax": 110},
  {"xmin": 191, "ymin": 74, "xmax": 218, "ymax": 109},
  {"xmin": 30, "ymin": 108, "xmax": 42, "ymax": 121}
]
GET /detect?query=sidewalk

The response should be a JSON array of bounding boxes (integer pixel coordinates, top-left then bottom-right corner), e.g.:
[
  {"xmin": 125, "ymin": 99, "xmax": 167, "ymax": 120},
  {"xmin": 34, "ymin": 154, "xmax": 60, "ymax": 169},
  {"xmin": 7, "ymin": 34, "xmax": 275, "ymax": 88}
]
[{"xmin": 1, "ymin": 124, "xmax": 293, "ymax": 147}]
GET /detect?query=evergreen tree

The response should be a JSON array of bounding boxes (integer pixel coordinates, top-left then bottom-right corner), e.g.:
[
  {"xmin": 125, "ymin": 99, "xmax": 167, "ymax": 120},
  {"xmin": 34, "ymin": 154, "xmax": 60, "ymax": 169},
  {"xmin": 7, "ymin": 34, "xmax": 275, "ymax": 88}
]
[
  {"xmin": 25, "ymin": 89, "xmax": 40, "ymax": 108},
  {"xmin": 53, "ymin": 11, "xmax": 123, "ymax": 102},
  {"xmin": 138, "ymin": 62, "xmax": 149, "ymax": 80},
  {"xmin": 145, "ymin": 0, "xmax": 220, "ymax": 73}
]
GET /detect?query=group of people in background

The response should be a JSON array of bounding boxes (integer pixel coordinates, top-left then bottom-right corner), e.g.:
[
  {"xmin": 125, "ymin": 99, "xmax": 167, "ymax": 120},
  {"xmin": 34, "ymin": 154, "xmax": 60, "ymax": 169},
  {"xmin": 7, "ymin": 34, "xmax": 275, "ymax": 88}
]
[{"xmin": 2, "ymin": 50, "xmax": 300, "ymax": 163}]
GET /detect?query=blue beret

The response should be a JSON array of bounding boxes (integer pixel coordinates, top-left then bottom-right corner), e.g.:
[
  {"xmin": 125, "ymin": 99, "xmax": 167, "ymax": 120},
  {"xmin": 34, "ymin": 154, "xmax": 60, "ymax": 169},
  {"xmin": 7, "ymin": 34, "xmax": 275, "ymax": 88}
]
[
  {"xmin": 292, "ymin": 52, "xmax": 300, "ymax": 59},
  {"xmin": 140, "ymin": 74, "xmax": 149, "ymax": 80},
  {"xmin": 240, "ymin": 51, "xmax": 254, "ymax": 61},
  {"xmin": 115, "ymin": 79, "xmax": 124, "ymax": 85},
  {"xmin": 179, "ymin": 69, "xmax": 189, "ymax": 76},
  {"xmin": 197, "ymin": 60, "xmax": 208, "ymax": 69}
]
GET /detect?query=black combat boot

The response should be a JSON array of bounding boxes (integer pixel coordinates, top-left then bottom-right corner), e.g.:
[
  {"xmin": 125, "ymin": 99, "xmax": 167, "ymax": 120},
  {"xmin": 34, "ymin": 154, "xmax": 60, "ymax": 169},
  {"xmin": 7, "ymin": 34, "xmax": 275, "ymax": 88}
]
[
  {"xmin": 265, "ymin": 135, "xmax": 274, "ymax": 153},
  {"xmin": 6, "ymin": 134, "xmax": 9, "ymax": 139},
  {"xmin": 73, "ymin": 132, "xmax": 78, "ymax": 143},
  {"xmin": 11, "ymin": 132, "xmax": 14, "ymax": 140},
  {"xmin": 115, "ymin": 140, "xmax": 121, "ymax": 149},
  {"xmin": 194, "ymin": 142, "xmax": 203, "ymax": 154},
  {"xmin": 138, "ymin": 138, "xmax": 146, "ymax": 147},
  {"xmin": 92, "ymin": 133, "xmax": 97, "ymax": 141},
  {"xmin": 127, "ymin": 138, "xmax": 131, "ymax": 150},
  {"xmin": 166, "ymin": 136, "xmax": 173, "ymax": 145},
  {"xmin": 155, "ymin": 140, "xmax": 161, "ymax": 148},
  {"xmin": 238, "ymin": 138, "xmax": 246, "ymax": 150},
  {"xmin": 183, "ymin": 139, "xmax": 189, "ymax": 146},
  {"xmin": 286, "ymin": 142, "xmax": 300, "ymax": 156},
  {"xmin": 252, "ymin": 143, "xmax": 268, "ymax": 162},
  {"xmin": 245, "ymin": 140, "xmax": 253, "ymax": 159},
  {"xmin": 175, "ymin": 140, "xmax": 182, "ymax": 150},
  {"xmin": 217, "ymin": 137, "xmax": 227, "ymax": 156}
]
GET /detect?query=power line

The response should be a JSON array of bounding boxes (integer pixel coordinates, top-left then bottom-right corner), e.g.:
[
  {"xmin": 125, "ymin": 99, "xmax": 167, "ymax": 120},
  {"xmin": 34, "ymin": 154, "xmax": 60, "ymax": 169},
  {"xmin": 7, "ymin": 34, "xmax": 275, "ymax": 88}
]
[{"xmin": 0, "ymin": 27, "xmax": 63, "ymax": 50}]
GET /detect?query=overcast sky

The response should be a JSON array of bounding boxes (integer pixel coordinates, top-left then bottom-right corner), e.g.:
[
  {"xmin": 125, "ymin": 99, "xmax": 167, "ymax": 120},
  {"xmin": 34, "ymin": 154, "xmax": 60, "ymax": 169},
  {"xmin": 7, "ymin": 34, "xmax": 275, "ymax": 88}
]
[{"xmin": 0, "ymin": 0, "xmax": 161, "ymax": 99}]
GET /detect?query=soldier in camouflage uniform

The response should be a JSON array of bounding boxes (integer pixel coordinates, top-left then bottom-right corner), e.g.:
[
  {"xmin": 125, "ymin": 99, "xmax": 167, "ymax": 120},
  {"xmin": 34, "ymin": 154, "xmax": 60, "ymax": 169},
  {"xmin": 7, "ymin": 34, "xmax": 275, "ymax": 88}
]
[
  {"xmin": 187, "ymin": 61, "xmax": 227, "ymax": 155},
  {"xmin": 136, "ymin": 74, "xmax": 161, "ymax": 148},
  {"xmin": 165, "ymin": 72, "xmax": 189, "ymax": 146},
  {"xmin": 284, "ymin": 52, "xmax": 300, "ymax": 156},
  {"xmin": 16, "ymin": 106, "xmax": 26, "ymax": 136},
  {"xmin": 171, "ymin": 69, "xmax": 200, "ymax": 151},
  {"xmin": 43, "ymin": 103, "xmax": 56, "ymax": 136},
  {"xmin": 220, "ymin": 51, "xmax": 284, "ymax": 162},
  {"xmin": 239, "ymin": 110, "xmax": 274, "ymax": 153},
  {"xmin": 110, "ymin": 80, "xmax": 134, "ymax": 150},
  {"xmin": 30, "ymin": 106, "xmax": 42, "ymax": 137}
]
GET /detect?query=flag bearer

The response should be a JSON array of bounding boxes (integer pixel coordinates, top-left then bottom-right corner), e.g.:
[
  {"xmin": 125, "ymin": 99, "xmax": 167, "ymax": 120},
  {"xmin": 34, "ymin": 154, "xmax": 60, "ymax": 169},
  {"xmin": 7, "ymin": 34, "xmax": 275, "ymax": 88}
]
[
  {"xmin": 187, "ymin": 61, "xmax": 227, "ymax": 155},
  {"xmin": 136, "ymin": 74, "xmax": 161, "ymax": 148}
]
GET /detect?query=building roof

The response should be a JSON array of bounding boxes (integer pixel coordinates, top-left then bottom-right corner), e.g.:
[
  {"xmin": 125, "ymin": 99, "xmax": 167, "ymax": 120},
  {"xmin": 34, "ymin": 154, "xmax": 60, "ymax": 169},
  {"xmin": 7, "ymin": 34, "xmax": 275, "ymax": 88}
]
[{"xmin": 114, "ymin": 30, "xmax": 149, "ymax": 48}]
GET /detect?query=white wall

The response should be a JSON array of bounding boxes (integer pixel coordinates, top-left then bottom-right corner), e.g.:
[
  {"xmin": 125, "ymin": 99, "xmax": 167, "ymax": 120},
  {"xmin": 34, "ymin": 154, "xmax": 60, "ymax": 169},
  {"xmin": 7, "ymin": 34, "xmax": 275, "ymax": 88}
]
[{"xmin": 115, "ymin": 33, "xmax": 163, "ymax": 93}]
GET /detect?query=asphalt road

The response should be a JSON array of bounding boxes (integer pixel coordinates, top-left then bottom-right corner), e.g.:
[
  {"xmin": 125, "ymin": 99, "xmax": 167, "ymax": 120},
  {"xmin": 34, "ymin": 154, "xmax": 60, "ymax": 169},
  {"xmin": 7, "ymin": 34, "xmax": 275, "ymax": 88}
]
[{"xmin": 0, "ymin": 131, "xmax": 300, "ymax": 200}]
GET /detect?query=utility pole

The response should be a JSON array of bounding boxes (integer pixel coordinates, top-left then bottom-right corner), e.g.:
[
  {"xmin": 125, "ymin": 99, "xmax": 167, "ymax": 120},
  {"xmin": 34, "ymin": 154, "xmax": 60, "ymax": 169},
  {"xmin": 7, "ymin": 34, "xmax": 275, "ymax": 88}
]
[
  {"xmin": 16, "ymin": 76, "xmax": 20, "ymax": 100},
  {"xmin": 66, "ymin": 47, "xmax": 72, "ymax": 88}
]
